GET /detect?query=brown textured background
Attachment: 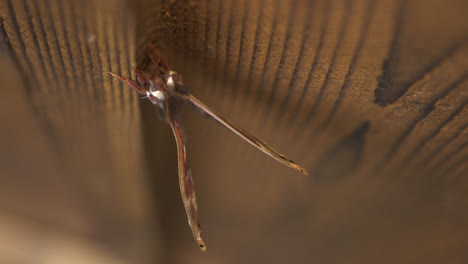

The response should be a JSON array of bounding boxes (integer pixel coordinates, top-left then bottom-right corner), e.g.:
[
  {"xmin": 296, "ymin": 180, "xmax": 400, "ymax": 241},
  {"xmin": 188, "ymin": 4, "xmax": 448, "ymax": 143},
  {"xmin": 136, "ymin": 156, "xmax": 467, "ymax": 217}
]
[{"xmin": 0, "ymin": 0, "xmax": 467, "ymax": 263}]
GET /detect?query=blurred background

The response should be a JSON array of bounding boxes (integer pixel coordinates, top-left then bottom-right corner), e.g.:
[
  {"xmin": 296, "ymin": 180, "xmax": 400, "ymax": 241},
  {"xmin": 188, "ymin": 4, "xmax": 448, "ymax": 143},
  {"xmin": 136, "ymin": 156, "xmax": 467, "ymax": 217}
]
[{"xmin": 0, "ymin": 0, "xmax": 467, "ymax": 263}]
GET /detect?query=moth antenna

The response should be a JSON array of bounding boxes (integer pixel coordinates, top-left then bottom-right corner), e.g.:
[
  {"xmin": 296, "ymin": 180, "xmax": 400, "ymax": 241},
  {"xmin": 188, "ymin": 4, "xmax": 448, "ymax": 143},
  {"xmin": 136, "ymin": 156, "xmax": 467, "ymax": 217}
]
[{"xmin": 109, "ymin": 72, "xmax": 146, "ymax": 95}]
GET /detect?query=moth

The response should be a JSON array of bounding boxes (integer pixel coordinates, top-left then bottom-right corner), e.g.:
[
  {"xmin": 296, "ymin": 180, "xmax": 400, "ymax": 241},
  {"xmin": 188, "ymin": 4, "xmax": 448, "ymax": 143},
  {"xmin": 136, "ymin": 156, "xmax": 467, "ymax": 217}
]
[{"xmin": 110, "ymin": 43, "xmax": 308, "ymax": 252}]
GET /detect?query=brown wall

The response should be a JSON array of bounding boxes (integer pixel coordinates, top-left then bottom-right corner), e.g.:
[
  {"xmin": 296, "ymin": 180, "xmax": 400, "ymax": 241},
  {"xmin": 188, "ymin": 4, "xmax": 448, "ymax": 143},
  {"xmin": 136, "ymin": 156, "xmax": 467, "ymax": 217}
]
[{"xmin": 0, "ymin": 0, "xmax": 467, "ymax": 263}]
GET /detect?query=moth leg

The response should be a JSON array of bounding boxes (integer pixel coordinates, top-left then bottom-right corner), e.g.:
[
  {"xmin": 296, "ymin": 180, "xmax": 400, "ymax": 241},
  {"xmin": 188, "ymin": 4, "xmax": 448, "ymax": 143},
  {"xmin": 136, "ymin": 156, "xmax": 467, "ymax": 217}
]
[
  {"xmin": 109, "ymin": 72, "xmax": 146, "ymax": 96},
  {"xmin": 147, "ymin": 43, "xmax": 170, "ymax": 72}
]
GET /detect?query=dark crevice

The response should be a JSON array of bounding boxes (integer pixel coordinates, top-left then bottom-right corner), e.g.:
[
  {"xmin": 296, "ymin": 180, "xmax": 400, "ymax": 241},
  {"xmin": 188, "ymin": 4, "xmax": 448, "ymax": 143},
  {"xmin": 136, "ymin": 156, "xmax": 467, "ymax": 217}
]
[
  {"xmin": 212, "ymin": 0, "xmax": 225, "ymax": 94},
  {"xmin": 390, "ymin": 74, "xmax": 467, "ymax": 158},
  {"xmin": 240, "ymin": 0, "xmax": 266, "ymax": 102},
  {"xmin": 373, "ymin": 0, "xmax": 407, "ymax": 106},
  {"xmin": 305, "ymin": 0, "xmax": 352, "ymax": 122},
  {"xmin": 411, "ymin": 123, "xmax": 467, "ymax": 177},
  {"xmin": 264, "ymin": 0, "xmax": 300, "ymax": 111},
  {"xmin": 79, "ymin": 1, "xmax": 103, "ymax": 104},
  {"xmin": 3, "ymin": 0, "xmax": 59, "ymax": 150},
  {"xmin": 102, "ymin": 15, "xmax": 117, "ymax": 112},
  {"xmin": 55, "ymin": 0, "xmax": 81, "ymax": 101},
  {"xmin": 279, "ymin": 0, "xmax": 318, "ymax": 113},
  {"xmin": 430, "ymin": 142, "xmax": 468, "ymax": 179},
  {"xmin": 111, "ymin": 12, "xmax": 125, "ymax": 109},
  {"xmin": 230, "ymin": 0, "xmax": 251, "ymax": 104},
  {"xmin": 86, "ymin": 1, "xmax": 107, "ymax": 105},
  {"xmin": 31, "ymin": 0, "xmax": 67, "ymax": 103},
  {"xmin": 375, "ymin": 73, "xmax": 468, "ymax": 175},
  {"xmin": 400, "ymin": 99, "xmax": 468, "ymax": 172},
  {"xmin": 40, "ymin": 0, "xmax": 70, "ymax": 95},
  {"xmin": 5, "ymin": 0, "xmax": 37, "ymax": 90},
  {"xmin": 123, "ymin": 5, "xmax": 136, "ymax": 116},
  {"xmin": 312, "ymin": 121, "xmax": 370, "ymax": 184},
  {"xmin": 67, "ymin": 0, "xmax": 89, "ymax": 103},
  {"xmin": 202, "ymin": 0, "xmax": 213, "ymax": 66},
  {"xmin": 23, "ymin": 0, "xmax": 53, "ymax": 93},
  {"xmin": 220, "ymin": 0, "xmax": 235, "ymax": 99},
  {"xmin": 287, "ymin": 0, "xmax": 331, "ymax": 122},
  {"xmin": 253, "ymin": 0, "xmax": 282, "ymax": 105},
  {"xmin": 321, "ymin": 0, "xmax": 377, "ymax": 128},
  {"xmin": 374, "ymin": 0, "xmax": 467, "ymax": 107}
]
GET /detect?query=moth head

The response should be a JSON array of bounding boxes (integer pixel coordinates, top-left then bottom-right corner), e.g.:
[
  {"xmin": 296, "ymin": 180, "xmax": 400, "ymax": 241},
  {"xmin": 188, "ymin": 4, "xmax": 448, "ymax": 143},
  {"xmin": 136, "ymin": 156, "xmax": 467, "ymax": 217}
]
[{"xmin": 146, "ymin": 80, "xmax": 168, "ymax": 107}]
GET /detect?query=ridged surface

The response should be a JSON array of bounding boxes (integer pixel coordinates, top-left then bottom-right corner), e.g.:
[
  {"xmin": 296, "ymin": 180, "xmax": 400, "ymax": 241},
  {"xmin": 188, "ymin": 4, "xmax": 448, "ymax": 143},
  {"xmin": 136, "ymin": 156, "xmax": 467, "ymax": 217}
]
[
  {"xmin": 0, "ymin": 0, "xmax": 157, "ymax": 263},
  {"xmin": 152, "ymin": 0, "xmax": 468, "ymax": 263},
  {"xmin": 0, "ymin": 0, "xmax": 467, "ymax": 263}
]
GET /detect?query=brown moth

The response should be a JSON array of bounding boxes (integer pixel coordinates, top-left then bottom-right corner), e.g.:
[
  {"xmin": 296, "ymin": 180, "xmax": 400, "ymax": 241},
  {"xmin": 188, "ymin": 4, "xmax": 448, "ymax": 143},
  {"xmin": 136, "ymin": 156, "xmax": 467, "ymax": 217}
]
[{"xmin": 110, "ymin": 43, "xmax": 308, "ymax": 252}]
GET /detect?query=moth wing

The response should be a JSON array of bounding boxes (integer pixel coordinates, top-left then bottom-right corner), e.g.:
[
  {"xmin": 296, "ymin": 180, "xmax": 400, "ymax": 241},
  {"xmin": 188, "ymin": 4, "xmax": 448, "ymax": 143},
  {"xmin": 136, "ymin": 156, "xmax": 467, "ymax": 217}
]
[
  {"xmin": 169, "ymin": 116, "xmax": 207, "ymax": 251},
  {"xmin": 186, "ymin": 94, "xmax": 308, "ymax": 175}
]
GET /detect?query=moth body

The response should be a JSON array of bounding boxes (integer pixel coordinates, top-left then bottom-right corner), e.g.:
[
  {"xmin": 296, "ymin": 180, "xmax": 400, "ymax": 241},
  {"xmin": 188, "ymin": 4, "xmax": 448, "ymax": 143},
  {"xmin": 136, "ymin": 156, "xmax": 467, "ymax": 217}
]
[{"xmin": 109, "ymin": 43, "xmax": 307, "ymax": 252}]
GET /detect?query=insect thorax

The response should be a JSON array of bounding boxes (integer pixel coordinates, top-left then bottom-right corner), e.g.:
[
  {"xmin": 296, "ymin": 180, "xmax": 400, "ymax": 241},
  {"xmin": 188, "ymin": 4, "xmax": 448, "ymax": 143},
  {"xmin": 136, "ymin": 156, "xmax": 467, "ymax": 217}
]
[{"xmin": 166, "ymin": 71, "xmax": 189, "ymax": 95}]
